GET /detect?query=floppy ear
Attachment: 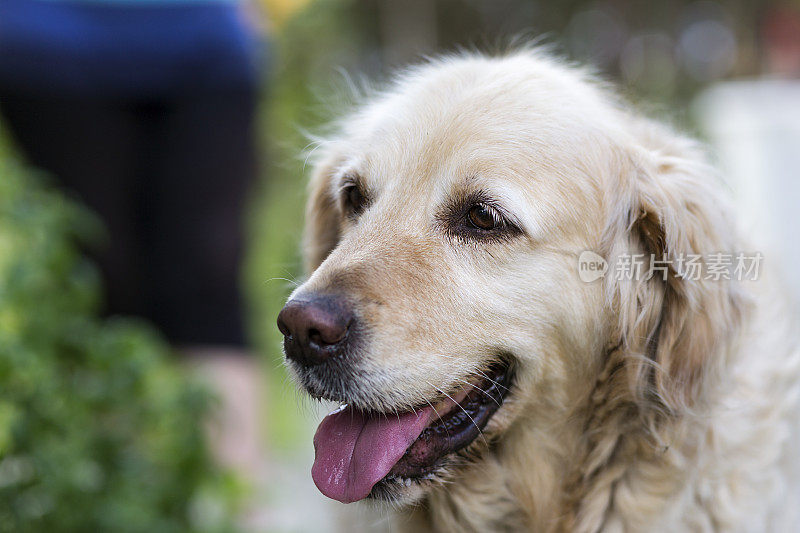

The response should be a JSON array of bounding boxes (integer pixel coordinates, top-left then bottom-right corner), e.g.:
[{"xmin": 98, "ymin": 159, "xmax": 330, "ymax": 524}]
[
  {"xmin": 303, "ymin": 154, "xmax": 343, "ymax": 274},
  {"xmin": 601, "ymin": 130, "xmax": 749, "ymax": 414}
]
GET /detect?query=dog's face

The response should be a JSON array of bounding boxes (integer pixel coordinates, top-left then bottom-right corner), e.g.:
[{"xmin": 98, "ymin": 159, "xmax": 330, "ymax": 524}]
[{"xmin": 278, "ymin": 53, "xmax": 733, "ymax": 507}]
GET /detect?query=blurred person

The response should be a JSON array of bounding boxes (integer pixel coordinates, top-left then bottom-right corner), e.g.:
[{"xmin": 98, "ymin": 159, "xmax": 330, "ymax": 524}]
[{"xmin": 0, "ymin": 0, "xmax": 267, "ymax": 484}]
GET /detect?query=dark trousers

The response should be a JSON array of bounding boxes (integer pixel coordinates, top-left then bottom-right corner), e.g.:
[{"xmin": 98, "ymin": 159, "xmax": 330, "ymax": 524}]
[{"xmin": 0, "ymin": 90, "xmax": 256, "ymax": 346}]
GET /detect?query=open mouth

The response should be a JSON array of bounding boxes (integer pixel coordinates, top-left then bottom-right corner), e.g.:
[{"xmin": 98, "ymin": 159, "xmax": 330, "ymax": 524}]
[{"xmin": 310, "ymin": 359, "xmax": 514, "ymax": 503}]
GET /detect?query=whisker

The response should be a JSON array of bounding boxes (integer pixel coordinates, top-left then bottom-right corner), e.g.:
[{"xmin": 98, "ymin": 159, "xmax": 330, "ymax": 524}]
[
  {"xmin": 471, "ymin": 367, "xmax": 510, "ymax": 393},
  {"xmin": 428, "ymin": 352, "xmax": 510, "ymax": 393},
  {"xmin": 452, "ymin": 377, "xmax": 502, "ymax": 408},
  {"xmin": 426, "ymin": 380, "xmax": 488, "ymax": 447},
  {"xmin": 421, "ymin": 396, "xmax": 449, "ymax": 437},
  {"xmin": 264, "ymin": 276, "xmax": 300, "ymax": 287}
]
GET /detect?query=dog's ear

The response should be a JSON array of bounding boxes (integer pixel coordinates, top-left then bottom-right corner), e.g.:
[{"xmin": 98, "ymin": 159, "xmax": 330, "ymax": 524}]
[
  {"xmin": 602, "ymin": 129, "xmax": 748, "ymax": 414},
  {"xmin": 303, "ymin": 154, "xmax": 342, "ymax": 274}
]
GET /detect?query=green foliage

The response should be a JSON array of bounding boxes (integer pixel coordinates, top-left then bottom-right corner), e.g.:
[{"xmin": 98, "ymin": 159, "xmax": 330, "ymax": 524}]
[{"xmin": 0, "ymin": 144, "xmax": 240, "ymax": 532}]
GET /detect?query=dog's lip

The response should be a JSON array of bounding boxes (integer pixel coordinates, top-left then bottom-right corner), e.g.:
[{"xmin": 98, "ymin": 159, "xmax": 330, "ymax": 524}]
[{"xmin": 371, "ymin": 359, "xmax": 514, "ymax": 492}]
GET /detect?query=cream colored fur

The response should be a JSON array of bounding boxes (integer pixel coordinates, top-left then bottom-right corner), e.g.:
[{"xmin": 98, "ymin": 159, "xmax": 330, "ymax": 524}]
[{"xmin": 291, "ymin": 49, "xmax": 800, "ymax": 532}]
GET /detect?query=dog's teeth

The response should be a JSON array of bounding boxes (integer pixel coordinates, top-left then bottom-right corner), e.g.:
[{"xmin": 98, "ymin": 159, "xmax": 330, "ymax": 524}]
[{"xmin": 328, "ymin": 403, "xmax": 349, "ymax": 415}]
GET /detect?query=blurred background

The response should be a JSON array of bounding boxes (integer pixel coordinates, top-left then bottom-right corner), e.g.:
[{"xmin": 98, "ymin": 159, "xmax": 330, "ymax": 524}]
[{"xmin": 0, "ymin": 0, "xmax": 798, "ymax": 531}]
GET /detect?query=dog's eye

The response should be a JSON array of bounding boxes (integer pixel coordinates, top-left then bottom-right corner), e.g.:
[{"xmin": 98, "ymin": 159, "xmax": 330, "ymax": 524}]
[
  {"xmin": 439, "ymin": 196, "xmax": 521, "ymax": 244},
  {"xmin": 467, "ymin": 204, "xmax": 499, "ymax": 231},
  {"xmin": 342, "ymin": 184, "xmax": 367, "ymax": 216}
]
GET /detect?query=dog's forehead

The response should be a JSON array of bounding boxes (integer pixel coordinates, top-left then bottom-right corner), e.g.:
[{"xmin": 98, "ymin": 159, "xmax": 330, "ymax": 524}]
[
  {"xmin": 334, "ymin": 91, "xmax": 600, "ymax": 229},
  {"xmin": 340, "ymin": 59, "xmax": 612, "ymax": 191}
]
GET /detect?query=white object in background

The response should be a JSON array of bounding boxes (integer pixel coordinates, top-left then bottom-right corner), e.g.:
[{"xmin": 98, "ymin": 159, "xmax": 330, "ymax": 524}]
[{"xmin": 695, "ymin": 80, "xmax": 800, "ymax": 300}]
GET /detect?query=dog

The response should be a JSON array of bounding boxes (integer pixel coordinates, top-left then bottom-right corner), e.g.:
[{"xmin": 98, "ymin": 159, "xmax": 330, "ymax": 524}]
[{"xmin": 277, "ymin": 49, "xmax": 800, "ymax": 532}]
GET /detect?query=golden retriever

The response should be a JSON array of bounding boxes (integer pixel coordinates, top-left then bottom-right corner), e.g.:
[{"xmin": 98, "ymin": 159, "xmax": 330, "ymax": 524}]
[{"xmin": 277, "ymin": 49, "xmax": 800, "ymax": 532}]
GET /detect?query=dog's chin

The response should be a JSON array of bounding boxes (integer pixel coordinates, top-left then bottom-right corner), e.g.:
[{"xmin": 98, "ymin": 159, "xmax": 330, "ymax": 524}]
[{"xmin": 300, "ymin": 358, "xmax": 515, "ymax": 506}]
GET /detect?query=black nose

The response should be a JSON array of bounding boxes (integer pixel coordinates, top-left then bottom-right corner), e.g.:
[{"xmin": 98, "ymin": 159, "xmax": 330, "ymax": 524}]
[{"xmin": 277, "ymin": 295, "xmax": 354, "ymax": 367}]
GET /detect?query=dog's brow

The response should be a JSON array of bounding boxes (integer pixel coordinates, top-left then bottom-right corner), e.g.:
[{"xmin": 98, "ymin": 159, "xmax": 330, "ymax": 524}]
[
  {"xmin": 491, "ymin": 187, "xmax": 529, "ymax": 229},
  {"xmin": 332, "ymin": 169, "xmax": 364, "ymax": 193},
  {"xmin": 455, "ymin": 183, "xmax": 529, "ymax": 228}
]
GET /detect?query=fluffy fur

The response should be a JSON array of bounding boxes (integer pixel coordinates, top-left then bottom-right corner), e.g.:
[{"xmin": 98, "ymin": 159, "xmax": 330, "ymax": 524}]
[{"xmin": 289, "ymin": 49, "xmax": 800, "ymax": 532}]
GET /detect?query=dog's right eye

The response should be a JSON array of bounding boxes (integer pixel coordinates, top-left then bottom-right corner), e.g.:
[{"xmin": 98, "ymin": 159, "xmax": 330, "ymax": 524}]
[
  {"xmin": 467, "ymin": 204, "xmax": 498, "ymax": 231},
  {"xmin": 438, "ymin": 193, "xmax": 523, "ymax": 244},
  {"xmin": 342, "ymin": 184, "xmax": 368, "ymax": 216}
]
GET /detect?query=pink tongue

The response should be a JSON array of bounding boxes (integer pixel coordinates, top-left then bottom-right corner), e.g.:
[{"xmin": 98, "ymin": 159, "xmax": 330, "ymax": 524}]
[{"xmin": 311, "ymin": 405, "xmax": 434, "ymax": 503}]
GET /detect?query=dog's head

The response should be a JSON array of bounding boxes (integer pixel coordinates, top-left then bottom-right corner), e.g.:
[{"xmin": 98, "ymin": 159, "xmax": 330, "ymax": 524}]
[{"xmin": 277, "ymin": 51, "xmax": 744, "ymax": 506}]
